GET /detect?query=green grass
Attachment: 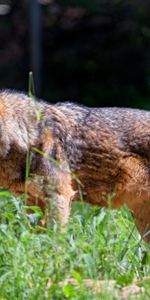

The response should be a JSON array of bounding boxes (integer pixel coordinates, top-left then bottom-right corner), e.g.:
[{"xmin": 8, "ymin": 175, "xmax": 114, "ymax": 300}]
[{"xmin": 0, "ymin": 190, "xmax": 149, "ymax": 299}]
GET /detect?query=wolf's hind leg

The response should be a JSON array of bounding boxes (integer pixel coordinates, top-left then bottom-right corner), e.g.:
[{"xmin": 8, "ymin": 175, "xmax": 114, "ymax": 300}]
[{"xmin": 132, "ymin": 200, "xmax": 150, "ymax": 243}]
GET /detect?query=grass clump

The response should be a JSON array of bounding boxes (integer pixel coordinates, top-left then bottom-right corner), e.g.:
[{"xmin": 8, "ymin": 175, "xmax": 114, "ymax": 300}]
[{"xmin": 0, "ymin": 190, "xmax": 149, "ymax": 299}]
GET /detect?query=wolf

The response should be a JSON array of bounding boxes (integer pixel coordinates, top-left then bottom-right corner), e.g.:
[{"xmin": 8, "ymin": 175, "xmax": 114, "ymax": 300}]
[{"xmin": 0, "ymin": 90, "xmax": 149, "ymax": 242}]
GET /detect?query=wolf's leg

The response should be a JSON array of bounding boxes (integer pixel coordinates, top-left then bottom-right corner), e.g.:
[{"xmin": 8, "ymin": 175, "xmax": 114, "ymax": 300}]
[
  {"xmin": 132, "ymin": 200, "xmax": 150, "ymax": 243},
  {"xmin": 111, "ymin": 156, "xmax": 150, "ymax": 242},
  {"xmin": 116, "ymin": 190, "xmax": 150, "ymax": 243},
  {"xmin": 47, "ymin": 194, "xmax": 71, "ymax": 228},
  {"xmin": 25, "ymin": 176, "xmax": 74, "ymax": 228},
  {"xmin": 44, "ymin": 172, "xmax": 76, "ymax": 229}
]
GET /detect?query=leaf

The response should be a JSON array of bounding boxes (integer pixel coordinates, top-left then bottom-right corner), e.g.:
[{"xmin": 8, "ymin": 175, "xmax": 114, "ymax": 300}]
[
  {"xmin": 0, "ymin": 189, "xmax": 13, "ymax": 198},
  {"xmin": 63, "ymin": 284, "xmax": 76, "ymax": 298}
]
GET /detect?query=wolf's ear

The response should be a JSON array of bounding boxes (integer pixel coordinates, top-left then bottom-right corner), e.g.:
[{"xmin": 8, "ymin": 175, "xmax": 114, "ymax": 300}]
[
  {"xmin": 10, "ymin": 121, "xmax": 29, "ymax": 153},
  {"xmin": 0, "ymin": 121, "xmax": 28, "ymax": 158},
  {"xmin": 12, "ymin": 130, "xmax": 29, "ymax": 152}
]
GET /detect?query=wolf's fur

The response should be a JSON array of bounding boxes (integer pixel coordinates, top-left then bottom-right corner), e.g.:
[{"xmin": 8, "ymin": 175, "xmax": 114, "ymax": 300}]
[{"xmin": 0, "ymin": 90, "xmax": 150, "ymax": 241}]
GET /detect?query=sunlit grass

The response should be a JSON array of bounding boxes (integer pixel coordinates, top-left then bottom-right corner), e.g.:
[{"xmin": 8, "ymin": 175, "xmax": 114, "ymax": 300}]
[{"xmin": 0, "ymin": 190, "xmax": 149, "ymax": 299}]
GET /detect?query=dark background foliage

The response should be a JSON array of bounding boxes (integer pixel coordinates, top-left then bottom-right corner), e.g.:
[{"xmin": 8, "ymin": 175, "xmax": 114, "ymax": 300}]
[{"xmin": 0, "ymin": 0, "xmax": 150, "ymax": 108}]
